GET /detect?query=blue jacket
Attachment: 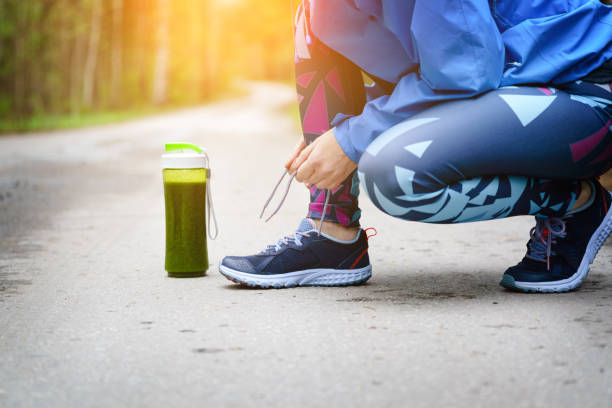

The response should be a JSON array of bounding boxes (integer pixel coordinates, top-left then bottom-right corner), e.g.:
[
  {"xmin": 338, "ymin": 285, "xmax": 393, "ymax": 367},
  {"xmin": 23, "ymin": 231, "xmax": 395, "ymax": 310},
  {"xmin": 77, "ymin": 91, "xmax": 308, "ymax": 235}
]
[{"xmin": 309, "ymin": 0, "xmax": 612, "ymax": 162}]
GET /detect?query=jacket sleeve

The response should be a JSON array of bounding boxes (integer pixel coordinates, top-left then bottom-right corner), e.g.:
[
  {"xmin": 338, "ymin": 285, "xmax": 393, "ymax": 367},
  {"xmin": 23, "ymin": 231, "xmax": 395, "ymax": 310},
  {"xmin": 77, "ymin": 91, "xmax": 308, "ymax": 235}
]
[
  {"xmin": 334, "ymin": 0, "xmax": 505, "ymax": 163},
  {"xmin": 501, "ymin": 0, "xmax": 612, "ymax": 85}
]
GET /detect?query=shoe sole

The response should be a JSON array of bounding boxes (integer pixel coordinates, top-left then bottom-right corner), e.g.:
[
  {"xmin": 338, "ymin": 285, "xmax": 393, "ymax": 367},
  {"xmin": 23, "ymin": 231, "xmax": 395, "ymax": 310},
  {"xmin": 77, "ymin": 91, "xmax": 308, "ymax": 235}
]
[
  {"xmin": 218, "ymin": 264, "xmax": 372, "ymax": 289},
  {"xmin": 500, "ymin": 202, "xmax": 612, "ymax": 293}
]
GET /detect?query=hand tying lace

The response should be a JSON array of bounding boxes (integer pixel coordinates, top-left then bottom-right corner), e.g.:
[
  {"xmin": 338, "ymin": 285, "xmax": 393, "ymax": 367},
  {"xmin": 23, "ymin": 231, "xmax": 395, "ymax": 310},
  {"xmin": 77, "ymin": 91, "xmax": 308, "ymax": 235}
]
[
  {"xmin": 260, "ymin": 168, "xmax": 330, "ymax": 236},
  {"xmin": 261, "ymin": 230, "xmax": 313, "ymax": 254},
  {"xmin": 525, "ymin": 217, "xmax": 567, "ymax": 270}
]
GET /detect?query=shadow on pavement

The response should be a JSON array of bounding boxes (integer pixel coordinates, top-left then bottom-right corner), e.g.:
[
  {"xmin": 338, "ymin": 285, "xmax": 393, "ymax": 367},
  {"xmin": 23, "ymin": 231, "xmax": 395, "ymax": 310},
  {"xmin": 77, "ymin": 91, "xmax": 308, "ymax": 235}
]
[{"xmin": 219, "ymin": 270, "xmax": 612, "ymax": 306}]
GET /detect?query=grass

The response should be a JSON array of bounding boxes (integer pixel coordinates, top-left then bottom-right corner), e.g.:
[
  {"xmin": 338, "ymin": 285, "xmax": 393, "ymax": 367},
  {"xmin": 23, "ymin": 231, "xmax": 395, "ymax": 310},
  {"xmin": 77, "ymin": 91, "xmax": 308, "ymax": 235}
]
[
  {"xmin": 0, "ymin": 83, "xmax": 247, "ymax": 134},
  {"xmin": 0, "ymin": 108, "xmax": 165, "ymax": 133}
]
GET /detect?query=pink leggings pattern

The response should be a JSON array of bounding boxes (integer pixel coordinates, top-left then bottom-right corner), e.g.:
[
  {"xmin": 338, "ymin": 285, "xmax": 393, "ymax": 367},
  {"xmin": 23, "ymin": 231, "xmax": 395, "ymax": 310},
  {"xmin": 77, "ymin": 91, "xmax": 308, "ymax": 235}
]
[{"xmin": 295, "ymin": 2, "xmax": 365, "ymax": 227}]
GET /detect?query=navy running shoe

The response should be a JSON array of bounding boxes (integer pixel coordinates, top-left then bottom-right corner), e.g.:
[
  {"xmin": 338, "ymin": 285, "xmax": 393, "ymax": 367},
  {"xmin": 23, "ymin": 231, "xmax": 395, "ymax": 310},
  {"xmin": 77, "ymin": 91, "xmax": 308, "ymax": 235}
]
[
  {"xmin": 219, "ymin": 219, "xmax": 372, "ymax": 288},
  {"xmin": 501, "ymin": 181, "xmax": 612, "ymax": 293}
]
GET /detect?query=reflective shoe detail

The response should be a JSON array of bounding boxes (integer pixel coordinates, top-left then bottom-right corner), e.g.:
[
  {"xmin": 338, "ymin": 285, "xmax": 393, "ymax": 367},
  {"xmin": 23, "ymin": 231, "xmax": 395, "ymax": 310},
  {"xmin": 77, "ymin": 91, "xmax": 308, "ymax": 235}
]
[
  {"xmin": 501, "ymin": 182, "xmax": 612, "ymax": 293},
  {"xmin": 219, "ymin": 218, "xmax": 372, "ymax": 288}
]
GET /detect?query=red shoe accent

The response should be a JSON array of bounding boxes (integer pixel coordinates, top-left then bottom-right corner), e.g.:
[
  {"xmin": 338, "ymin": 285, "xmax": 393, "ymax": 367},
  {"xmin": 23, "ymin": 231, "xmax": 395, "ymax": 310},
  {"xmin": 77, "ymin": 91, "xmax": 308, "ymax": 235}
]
[
  {"xmin": 349, "ymin": 248, "xmax": 368, "ymax": 270},
  {"xmin": 601, "ymin": 184, "xmax": 609, "ymax": 214},
  {"xmin": 364, "ymin": 227, "xmax": 377, "ymax": 240},
  {"xmin": 349, "ymin": 227, "xmax": 377, "ymax": 269}
]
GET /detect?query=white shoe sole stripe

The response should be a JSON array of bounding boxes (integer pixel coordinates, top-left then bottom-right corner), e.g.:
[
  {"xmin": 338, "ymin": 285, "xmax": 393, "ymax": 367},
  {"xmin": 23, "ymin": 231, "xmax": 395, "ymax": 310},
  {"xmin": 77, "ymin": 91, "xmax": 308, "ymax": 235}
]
[{"xmin": 219, "ymin": 264, "xmax": 372, "ymax": 288}]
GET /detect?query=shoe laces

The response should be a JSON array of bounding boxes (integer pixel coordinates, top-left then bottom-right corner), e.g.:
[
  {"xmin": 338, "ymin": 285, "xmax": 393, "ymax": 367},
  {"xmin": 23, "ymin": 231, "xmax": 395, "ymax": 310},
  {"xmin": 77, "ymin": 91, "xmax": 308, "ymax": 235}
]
[
  {"xmin": 259, "ymin": 168, "xmax": 330, "ymax": 236},
  {"xmin": 525, "ymin": 217, "xmax": 567, "ymax": 270},
  {"xmin": 261, "ymin": 230, "xmax": 313, "ymax": 254}
]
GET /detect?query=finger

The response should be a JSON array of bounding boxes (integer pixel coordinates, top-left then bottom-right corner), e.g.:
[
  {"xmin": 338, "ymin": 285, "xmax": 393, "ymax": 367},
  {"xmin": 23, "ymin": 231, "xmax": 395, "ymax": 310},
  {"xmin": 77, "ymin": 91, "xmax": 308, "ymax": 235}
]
[
  {"xmin": 290, "ymin": 143, "xmax": 314, "ymax": 173},
  {"xmin": 312, "ymin": 172, "xmax": 331, "ymax": 190},
  {"xmin": 295, "ymin": 157, "xmax": 316, "ymax": 183},
  {"xmin": 315, "ymin": 169, "xmax": 344, "ymax": 190},
  {"xmin": 319, "ymin": 162, "xmax": 355, "ymax": 190},
  {"xmin": 310, "ymin": 172, "xmax": 328, "ymax": 189},
  {"xmin": 315, "ymin": 176, "xmax": 338, "ymax": 191},
  {"xmin": 284, "ymin": 139, "xmax": 307, "ymax": 169},
  {"xmin": 307, "ymin": 164, "xmax": 329, "ymax": 188},
  {"xmin": 312, "ymin": 177, "xmax": 328, "ymax": 190}
]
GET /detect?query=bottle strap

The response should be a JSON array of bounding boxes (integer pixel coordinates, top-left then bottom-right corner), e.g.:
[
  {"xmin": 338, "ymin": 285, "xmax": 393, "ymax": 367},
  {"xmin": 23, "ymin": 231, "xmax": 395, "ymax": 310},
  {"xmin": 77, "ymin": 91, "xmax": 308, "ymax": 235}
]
[{"xmin": 202, "ymin": 151, "xmax": 219, "ymax": 240}]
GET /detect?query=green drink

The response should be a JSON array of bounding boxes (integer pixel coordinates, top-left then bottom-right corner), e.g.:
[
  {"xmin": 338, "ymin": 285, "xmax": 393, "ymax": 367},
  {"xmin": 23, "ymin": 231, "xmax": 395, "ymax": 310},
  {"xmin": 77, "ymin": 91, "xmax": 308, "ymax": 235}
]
[
  {"xmin": 163, "ymin": 168, "xmax": 208, "ymax": 277},
  {"xmin": 162, "ymin": 143, "xmax": 217, "ymax": 278}
]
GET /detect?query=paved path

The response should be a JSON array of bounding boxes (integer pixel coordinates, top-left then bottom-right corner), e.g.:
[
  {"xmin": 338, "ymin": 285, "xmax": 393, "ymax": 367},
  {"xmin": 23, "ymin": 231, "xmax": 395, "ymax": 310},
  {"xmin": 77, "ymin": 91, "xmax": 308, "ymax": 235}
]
[{"xmin": 1, "ymin": 82, "xmax": 611, "ymax": 407}]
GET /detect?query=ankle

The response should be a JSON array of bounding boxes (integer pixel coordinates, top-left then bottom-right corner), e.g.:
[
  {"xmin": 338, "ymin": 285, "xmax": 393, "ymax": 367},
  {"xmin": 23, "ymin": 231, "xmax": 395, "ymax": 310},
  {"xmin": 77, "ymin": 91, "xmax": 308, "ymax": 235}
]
[
  {"xmin": 311, "ymin": 219, "xmax": 359, "ymax": 241},
  {"xmin": 568, "ymin": 180, "xmax": 594, "ymax": 214}
]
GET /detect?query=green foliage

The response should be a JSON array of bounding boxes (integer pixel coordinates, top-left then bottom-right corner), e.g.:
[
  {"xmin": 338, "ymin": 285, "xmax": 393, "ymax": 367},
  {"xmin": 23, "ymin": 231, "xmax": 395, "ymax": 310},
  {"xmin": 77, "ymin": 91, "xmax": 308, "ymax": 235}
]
[
  {"xmin": 0, "ymin": 0, "xmax": 295, "ymax": 130},
  {"xmin": 0, "ymin": 109, "xmax": 161, "ymax": 133}
]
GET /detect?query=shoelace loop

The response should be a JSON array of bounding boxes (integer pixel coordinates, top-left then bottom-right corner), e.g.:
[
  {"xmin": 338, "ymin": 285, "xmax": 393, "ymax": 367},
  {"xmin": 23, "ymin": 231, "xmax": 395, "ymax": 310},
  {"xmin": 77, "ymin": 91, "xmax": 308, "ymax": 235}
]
[
  {"xmin": 364, "ymin": 227, "xmax": 377, "ymax": 240},
  {"xmin": 525, "ymin": 217, "xmax": 567, "ymax": 270},
  {"xmin": 260, "ymin": 168, "xmax": 330, "ymax": 236},
  {"xmin": 260, "ymin": 169, "xmax": 296, "ymax": 222}
]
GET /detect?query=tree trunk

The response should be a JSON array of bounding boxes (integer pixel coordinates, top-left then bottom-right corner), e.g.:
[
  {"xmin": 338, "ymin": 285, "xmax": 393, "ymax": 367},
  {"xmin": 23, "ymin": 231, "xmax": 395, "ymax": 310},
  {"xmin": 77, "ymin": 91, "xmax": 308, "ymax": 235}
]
[
  {"xmin": 13, "ymin": 3, "xmax": 27, "ymax": 119},
  {"xmin": 82, "ymin": 0, "xmax": 102, "ymax": 108},
  {"xmin": 70, "ymin": 33, "xmax": 86, "ymax": 115},
  {"xmin": 110, "ymin": 0, "xmax": 123, "ymax": 108},
  {"xmin": 204, "ymin": 0, "xmax": 219, "ymax": 98},
  {"xmin": 152, "ymin": 0, "xmax": 169, "ymax": 105}
]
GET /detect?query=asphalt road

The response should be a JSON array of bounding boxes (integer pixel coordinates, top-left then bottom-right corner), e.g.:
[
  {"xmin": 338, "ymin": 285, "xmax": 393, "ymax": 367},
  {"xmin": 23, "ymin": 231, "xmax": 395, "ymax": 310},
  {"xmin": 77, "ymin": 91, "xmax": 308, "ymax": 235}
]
[{"xmin": 1, "ymin": 82, "xmax": 611, "ymax": 408}]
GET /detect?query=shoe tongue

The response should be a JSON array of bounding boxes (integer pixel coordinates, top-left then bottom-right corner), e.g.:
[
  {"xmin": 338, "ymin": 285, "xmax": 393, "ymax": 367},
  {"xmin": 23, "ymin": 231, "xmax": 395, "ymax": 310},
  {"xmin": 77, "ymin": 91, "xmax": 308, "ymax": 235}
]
[{"xmin": 297, "ymin": 218, "xmax": 317, "ymax": 233}]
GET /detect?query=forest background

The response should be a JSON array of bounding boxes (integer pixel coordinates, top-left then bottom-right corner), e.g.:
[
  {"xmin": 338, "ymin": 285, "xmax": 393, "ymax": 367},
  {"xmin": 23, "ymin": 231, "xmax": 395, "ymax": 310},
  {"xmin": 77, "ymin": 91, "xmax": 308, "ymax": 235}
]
[{"xmin": 0, "ymin": 0, "xmax": 295, "ymax": 131}]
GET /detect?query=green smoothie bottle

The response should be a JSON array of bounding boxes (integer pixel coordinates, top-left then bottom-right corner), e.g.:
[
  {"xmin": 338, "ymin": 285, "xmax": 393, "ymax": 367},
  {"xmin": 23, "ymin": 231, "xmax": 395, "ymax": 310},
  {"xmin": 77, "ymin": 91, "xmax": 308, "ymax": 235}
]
[{"xmin": 162, "ymin": 143, "xmax": 218, "ymax": 278}]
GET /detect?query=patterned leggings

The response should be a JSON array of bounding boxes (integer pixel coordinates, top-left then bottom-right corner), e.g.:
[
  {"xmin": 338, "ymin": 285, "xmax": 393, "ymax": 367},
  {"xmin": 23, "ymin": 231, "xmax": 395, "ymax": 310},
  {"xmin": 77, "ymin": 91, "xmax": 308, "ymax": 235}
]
[{"xmin": 295, "ymin": 6, "xmax": 612, "ymax": 226}]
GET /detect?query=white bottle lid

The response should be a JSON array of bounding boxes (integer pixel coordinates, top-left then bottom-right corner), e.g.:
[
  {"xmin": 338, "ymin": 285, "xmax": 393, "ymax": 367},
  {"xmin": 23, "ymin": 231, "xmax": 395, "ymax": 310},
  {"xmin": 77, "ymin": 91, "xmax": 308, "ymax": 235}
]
[{"xmin": 162, "ymin": 143, "xmax": 209, "ymax": 169}]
